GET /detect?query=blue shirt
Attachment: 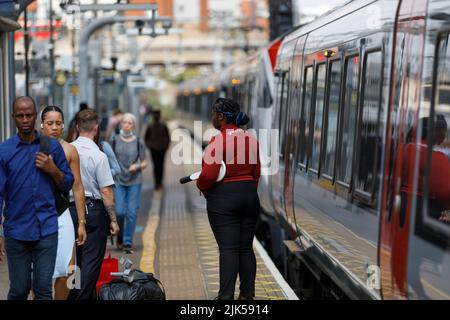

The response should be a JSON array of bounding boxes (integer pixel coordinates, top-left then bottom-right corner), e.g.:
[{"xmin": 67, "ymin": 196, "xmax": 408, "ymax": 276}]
[{"xmin": 0, "ymin": 132, "xmax": 74, "ymax": 241}]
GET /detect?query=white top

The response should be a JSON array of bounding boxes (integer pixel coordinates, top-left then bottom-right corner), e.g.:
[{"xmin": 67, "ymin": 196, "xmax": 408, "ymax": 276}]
[{"xmin": 70, "ymin": 136, "xmax": 114, "ymax": 201}]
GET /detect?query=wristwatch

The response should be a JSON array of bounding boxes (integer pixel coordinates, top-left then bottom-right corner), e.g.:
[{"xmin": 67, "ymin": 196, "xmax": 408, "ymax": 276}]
[{"xmin": 79, "ymin": 219, "xmax": 86, "ymax": 225}]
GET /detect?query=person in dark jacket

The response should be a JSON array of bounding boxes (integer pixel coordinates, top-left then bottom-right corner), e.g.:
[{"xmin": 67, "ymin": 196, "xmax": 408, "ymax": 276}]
[
  {"xmin": 197, "ymin": 98, "xmax": 261, "ymax": 300},
  {"xmin": 144, "ymin": 110, "xmax": 170, "ymax": 190}
]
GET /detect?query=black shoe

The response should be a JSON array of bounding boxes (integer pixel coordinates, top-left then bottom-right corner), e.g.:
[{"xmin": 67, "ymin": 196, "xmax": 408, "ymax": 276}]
[
  {"xmin": 123, "ymin": 245, "xmax": 134, "ymax": 254},
  {"xmin": 237, "ymin": 293, "xmax": 254, "ymax": 300}
]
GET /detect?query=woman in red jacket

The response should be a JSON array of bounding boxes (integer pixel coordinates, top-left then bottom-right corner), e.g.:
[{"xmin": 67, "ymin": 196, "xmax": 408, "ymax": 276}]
[{"xmin": 197, "ymin": 98, "xmax": 261, "ymax": 300}]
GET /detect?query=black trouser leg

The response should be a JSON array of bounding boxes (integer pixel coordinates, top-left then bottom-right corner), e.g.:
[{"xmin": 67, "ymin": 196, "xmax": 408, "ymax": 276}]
[
  {"xmin": 206, "ymin": 181, "xmax": 260, "ymax": 300},
  {"xmin": 68, "ymin": 204, "xmax": 108, "ymax": 300},
  {"xmin": 238, "ymin": 206, "xmax": 259, "ymax": 298},
  {"xmin": 151, "ymin": 149, "xmax": 166, "ymax": 186},
  {"xmin": 207, "ymin": 208, "xmax": 241, "ymax": 299}
]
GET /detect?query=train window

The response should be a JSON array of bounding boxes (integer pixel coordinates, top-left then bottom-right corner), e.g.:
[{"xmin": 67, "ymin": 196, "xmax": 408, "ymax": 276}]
[
  {"xmin": 299, "ymin": 66, "xmax": 314, "ymax": 167},
  {"xmin": 322, "ymin": 60, "xmax": 341, "ymax": 179},
  {"xmin": 355, "ymin": 51, "xmax": 383, "ymax": 198},
  {"xmin": 419, "ymin": 33, "xmax": 450, "ymax": 245},
  {"xmin": 338, "ymin": 55, "xmax": 359, "ymax": 185},
  {"xmin": 279, "ymin": 71, "xmax": 290, "ymax": 159},
  {"xmin": 256, "ymin": 62, "xmax": 273, "ymax": 109},
  {"xmin": 310, "ymin": 63, "xmax": 326, "ymax": 172}
]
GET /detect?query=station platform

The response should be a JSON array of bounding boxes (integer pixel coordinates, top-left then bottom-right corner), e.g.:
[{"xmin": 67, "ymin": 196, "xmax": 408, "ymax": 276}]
[{"xmin": 0, "ymin": 122, "xmax": 298, "ymax": 300}]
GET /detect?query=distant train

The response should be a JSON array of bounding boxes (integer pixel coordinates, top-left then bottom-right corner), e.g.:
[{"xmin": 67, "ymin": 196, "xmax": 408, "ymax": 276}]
[{"xmin": 177, "ymin": 0, "xmax": 450, "ymax": 300}]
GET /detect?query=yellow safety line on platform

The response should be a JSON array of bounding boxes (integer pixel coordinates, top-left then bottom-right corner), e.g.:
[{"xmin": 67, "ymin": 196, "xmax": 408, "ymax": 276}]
[{"xmin": 140, "ymin": 190, "xmax": 162, "ymax": 273}]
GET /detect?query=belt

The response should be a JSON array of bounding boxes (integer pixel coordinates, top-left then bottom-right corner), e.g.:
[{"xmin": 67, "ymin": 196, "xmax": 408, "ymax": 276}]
[{"xmin": 69, "ymin": 198, "xmax": 104, "ymax": 206}]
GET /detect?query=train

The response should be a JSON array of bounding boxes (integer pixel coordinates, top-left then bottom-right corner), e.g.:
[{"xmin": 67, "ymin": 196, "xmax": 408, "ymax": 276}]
[{"xmin": 176, "ymin": 0, "xmax": 450, "ymax": 300}]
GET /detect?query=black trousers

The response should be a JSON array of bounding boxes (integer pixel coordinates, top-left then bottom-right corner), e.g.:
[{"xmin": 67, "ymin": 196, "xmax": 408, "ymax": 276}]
[
  {"xmin": 205, "ymin": 181, "xmax": 260, "ymax": 300},
  {"xmin": 68, "ymin": 202, "xmax": 108, "ymax": 300},
  {"xmin": 150, "ymin": 148, "xmax": 166, "ymax": 186}
]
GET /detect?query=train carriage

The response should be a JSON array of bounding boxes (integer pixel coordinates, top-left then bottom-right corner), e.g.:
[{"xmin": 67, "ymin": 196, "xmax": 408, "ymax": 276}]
[{"xmin": 177, "ymin": 0, "xmax": 450, "ymax": 300}]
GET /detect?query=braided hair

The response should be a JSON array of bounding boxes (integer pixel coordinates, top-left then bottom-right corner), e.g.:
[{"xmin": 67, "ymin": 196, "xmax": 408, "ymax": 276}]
[
  {"xmin": 212, "ymin": 98, "xmax": 249, "ymax": 126},
  {"xmin": 41, "ymin": 105, "xmax": 65, "ymax": 122}
]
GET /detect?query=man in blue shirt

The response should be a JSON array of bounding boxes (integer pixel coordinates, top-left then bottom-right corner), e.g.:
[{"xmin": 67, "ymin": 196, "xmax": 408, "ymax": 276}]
[{"xmin": 0, "ymin": 96, "xmax": 74, "ymax": 300}]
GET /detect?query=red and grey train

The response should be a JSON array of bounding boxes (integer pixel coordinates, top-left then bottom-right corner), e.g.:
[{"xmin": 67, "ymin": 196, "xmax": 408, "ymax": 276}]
[{"xmin": 176, "ymin": 0, "xmax": 450, "ymax": 299}]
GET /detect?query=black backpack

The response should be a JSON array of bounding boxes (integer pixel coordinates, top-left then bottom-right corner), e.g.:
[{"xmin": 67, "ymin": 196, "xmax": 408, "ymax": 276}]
[
  {"xmin": 98, "ymin": 269, "xmax": 166, "ymax": 300},
  {"xmin": 39, "ymin": 136, "xmax": 70, "ymax": 215}
]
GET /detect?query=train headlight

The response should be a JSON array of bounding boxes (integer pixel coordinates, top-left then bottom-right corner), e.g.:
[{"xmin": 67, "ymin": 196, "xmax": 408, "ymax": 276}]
[{"xmin": 324, "ymin": 50, "xmax": 335, "ymax": 58}]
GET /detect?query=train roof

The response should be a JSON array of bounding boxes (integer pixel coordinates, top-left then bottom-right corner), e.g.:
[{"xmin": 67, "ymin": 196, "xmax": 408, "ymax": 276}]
[{"xmin": 283, "ymin": 0, "xmax": 373, "ymax": 43}]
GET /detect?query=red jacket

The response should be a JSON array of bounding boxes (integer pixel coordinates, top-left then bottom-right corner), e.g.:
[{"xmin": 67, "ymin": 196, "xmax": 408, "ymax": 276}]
[{"xmin": 197, "ymin": 123, "xmax": 261, "ymax": 193}]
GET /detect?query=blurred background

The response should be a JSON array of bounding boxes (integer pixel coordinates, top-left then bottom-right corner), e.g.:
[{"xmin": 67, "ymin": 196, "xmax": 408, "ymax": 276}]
[{"xmin": 5, "ymin": 0, "xmax": 350, "ymax": 130}]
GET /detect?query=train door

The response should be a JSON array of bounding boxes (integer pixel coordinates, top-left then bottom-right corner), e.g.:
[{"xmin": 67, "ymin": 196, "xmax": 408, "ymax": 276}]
[
  {"xmin": 403, "ymin": 0, "xmax": 450, "ymax": 300},
  {"xmin": 271, "ymin": 39, "xmax": 296, "ymax": 224},
  {"xmin": 379, "ymin": 0, "xmax": 428, "ymax": 299},
  {"xmin": 284, "ymin": 35, "xmax": 308, "ymax": 230}
]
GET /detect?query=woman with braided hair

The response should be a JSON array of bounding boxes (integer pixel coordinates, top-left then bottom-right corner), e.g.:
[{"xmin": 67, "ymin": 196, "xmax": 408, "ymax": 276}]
[{"xmin": 197, "ymin": 98, "xmax": 261, "ymax": 300}]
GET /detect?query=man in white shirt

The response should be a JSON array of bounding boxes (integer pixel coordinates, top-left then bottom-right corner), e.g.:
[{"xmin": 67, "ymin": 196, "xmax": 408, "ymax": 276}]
[{"xmin": 68, "ymin": 109, "xmax": 119, "ymax": 300}]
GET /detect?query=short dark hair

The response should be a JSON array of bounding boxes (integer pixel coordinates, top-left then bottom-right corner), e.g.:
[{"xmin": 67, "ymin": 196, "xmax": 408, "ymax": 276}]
[
  {"xmin": 13, "ymin": 96, "xmax": 37, "ymax": 113},
  {"xmin": 76, "ymin": 108, "xmax": 99, "ymax": 132}
]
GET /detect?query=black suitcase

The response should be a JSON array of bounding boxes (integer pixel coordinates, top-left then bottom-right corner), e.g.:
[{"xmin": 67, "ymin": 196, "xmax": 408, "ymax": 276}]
[{"xmin": 98, "ymin": 269, "xmax": 165, "ymax": 300}]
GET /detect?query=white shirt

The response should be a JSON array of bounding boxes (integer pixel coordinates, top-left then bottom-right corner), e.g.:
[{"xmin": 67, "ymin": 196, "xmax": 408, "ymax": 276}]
[{"xmin": 70, "ymin": 136, "xmax": 114, "ymax": 200}]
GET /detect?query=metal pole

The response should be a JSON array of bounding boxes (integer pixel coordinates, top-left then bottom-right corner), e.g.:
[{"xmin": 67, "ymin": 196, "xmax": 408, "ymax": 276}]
[
  {"xmin": 5, "ymin": 32, "xmax": 15, "ymax": 138},
  {"xmin": 24, "ymin": 8, "xmax": 29, "ymax": 96},
  {"xmin": 49, "ymin": 0, "xmax": 55, "ymax": 104},
  {"xmin": 78, "ymin": 15, "xmax": 171, "ymax": 104}
]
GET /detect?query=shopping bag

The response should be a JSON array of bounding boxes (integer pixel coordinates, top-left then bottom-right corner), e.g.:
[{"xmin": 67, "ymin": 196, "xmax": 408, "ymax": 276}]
[{"xmin": 96, "ymin": 253, "xmax": 119, "ymax": 294}]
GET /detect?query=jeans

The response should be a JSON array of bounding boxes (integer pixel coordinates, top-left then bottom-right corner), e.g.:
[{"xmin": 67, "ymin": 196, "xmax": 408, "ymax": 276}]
[
  {"xmin": 114, "ymin": 183, "xmax": 142, "ymax": 246},
  {"xmin": 5, "ymin": 233, "xmax": 58, "ymax": 300},
  {"xmin": 205, "ymin": 181, "xmax": 260, "ymax": 300}
]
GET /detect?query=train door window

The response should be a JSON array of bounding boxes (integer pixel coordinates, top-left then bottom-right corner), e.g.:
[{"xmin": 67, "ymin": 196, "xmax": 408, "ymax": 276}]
[
  {"xmin": 310, "ymin": 63, "xmax": 326, "ymax": 172},
  {"xmin": 257, "ymin": 61, "xmax": 273, "ymax": 109},
  {"xmin": 322, "ymin": 60, "xmax": 341, "ymax": 179},
  {"xmin": 419, "ymin": 33, "xmax": 450, "ymax": 245},
  {"xmin": 355, "ymin": 50, "xmax": 384, "ymax": 199},
  {"xmin": 298, "ymin": 66, "xmax": 314, "ymax": 167},
  {"xmin": 338, "ymin": 55, "xmax": 360, "ymax": 186},
  {"xmin": 279, "ymin": 70, "xmax": 290, "ymax": 160}
]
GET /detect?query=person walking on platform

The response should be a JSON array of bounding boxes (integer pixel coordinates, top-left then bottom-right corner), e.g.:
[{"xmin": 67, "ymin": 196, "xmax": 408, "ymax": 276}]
[
  {"xmin": 68, "ymin": 109, "xmax": 119, "ymax": 300},
  {"xmin": 66, "ymin": 102, "xmax": 88, "ymax": 143},
  {"xmin": 105, "ymin": 108, "xmax": 124, "ymax": 141},
  {"xmin": 111, "ymin": 113, "xmax": 147, "ymax": 253},
  {"xmin": 196, "ymin": 98, "xmax": 261, "ymax": 300},
  {"xmin": 40, "ymin": 105, "xmax": 87, "ymax": 300},
  {"xmin": 0, "ymin": 96, "xmax": 74, "ymax": 300},
  {"xmin": 144, "ymin": 110, "xmax": 170, "ymax": 190},
  {"xmin": 94, "ymin": 129, "xmax": 121, "ymax": 179}
]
